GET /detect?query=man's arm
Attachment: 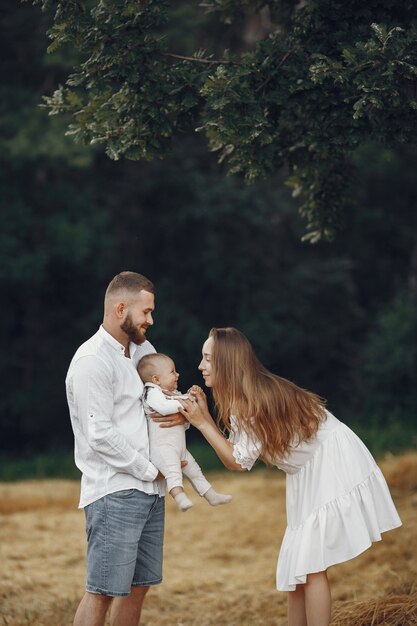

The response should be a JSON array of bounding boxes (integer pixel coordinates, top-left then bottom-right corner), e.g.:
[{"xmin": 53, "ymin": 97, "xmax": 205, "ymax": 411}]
[{"xmin": 72, "ymin": 356, "xmax": 158, "ymax": 482}]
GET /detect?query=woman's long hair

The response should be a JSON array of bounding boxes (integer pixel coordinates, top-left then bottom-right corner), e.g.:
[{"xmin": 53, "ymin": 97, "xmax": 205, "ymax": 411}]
[{"xmin": 209, "ymin": 327, "xmax": 326, "ymax": 462}]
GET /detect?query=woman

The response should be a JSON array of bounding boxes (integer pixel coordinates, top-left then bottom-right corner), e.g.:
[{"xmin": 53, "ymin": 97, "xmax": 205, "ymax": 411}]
[{"xmin": 177, "ymin": 327, "xmax": 402, "ymax": 626}]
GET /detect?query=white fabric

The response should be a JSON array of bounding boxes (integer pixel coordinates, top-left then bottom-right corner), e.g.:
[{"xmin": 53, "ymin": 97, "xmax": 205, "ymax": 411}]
[
  {"xmin": 229, "ymin": 411, "xmax": 402, "ymax": 591},
  {"xmin": 145, "ymin": 384, "xmax": 211, "ymax": 495},
  {"xmin": 66, "ymin": 325, "xmax": 164, "ymax": 508},
  {"xmin": 143, "ymin": 384, "xmax": 187, "ymax": 416}
]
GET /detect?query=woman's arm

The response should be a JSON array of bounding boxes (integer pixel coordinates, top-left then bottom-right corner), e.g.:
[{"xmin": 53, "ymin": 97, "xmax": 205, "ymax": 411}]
[{"xmin": 179, "ymin": 396, "xmax": 247, "ymax": 472}]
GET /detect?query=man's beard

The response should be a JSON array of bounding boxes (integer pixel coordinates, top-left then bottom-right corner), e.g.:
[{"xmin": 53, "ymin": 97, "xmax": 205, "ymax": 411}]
[{"xmin": 120, "ymin": 313, "xmax": 147, "ymax": 345}]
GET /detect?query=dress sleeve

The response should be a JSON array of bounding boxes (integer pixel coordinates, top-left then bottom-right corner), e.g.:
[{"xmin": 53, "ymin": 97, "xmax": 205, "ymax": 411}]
[{"xmin": 228, "ymin": 416, "xmax": 262, "ymax": 470}]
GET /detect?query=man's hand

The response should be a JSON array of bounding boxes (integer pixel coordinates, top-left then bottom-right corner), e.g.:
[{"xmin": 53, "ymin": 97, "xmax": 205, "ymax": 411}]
[
  {"xmin": 155, "ymin": 460, "xmax": 188, "ymax": 480},
  {"xmin": 150, "ymin": 411, "xmax": 188, "ymax": 428}
]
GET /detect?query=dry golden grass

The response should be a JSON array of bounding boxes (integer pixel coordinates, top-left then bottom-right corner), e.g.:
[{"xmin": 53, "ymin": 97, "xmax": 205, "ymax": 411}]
[{"xmin": 0, "ymin": 454, "xmax": 416, "ymax": 626}]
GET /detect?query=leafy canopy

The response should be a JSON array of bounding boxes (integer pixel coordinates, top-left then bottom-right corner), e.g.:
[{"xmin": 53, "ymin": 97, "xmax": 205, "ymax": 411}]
[{"xmin": 38, "ymin": 0, "xmax": 417, "ymax": 239}]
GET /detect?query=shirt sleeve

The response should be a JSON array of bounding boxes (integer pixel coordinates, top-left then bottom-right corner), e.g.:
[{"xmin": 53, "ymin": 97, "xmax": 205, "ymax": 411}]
[
  {"xmin": 228, "ymin": 416, "xmax": 262, "ymax": 471},
  {"xmin": 72, "ymin": 356, "xmax": 158, "ymax": 482},
  {"xmin": 145, "ymin": 387, "xmax": 183, "ymax": 416}
]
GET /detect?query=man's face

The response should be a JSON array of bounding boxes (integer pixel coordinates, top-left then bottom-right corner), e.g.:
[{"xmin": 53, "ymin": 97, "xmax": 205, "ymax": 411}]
[{"xmin": 120, "ymin": 290, "xmax": 155, "ymax": 345}]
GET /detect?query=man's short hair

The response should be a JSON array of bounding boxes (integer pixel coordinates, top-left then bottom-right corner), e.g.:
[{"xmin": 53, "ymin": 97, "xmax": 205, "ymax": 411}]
[
  {"xmin": 138, "ymin": 353, "xmax": 170, "ymax": 383},
  {"xmin": 105, "ymin": 271, "xmax": 154, "ymax": 301}
]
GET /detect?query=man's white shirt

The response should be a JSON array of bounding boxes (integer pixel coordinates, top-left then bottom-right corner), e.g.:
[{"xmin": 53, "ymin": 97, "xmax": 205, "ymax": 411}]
[{"xmin": 66, "ymin": 325, "xmax": 165, "ymax": 508}]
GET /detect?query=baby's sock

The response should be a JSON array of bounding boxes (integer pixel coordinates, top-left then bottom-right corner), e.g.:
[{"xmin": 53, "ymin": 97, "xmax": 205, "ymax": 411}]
[
  {"xmin": 174, "ymin": 492, "xmax": 193, "ymax": 512},
  {"xmin": 204, "ymin": 487, "xmax": 232, "ymax": 506}
]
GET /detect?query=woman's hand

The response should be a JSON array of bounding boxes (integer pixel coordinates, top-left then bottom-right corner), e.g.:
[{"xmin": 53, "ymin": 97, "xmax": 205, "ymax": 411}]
[
  {"xmin": 178, "ymin": 397, "xmax": 211, "ymax": 430},
  {"xmin": 188, "ymin": 384, "xmax": 206, "ymax": 401},
  {"xmin": 188, "ymin": 385, "xmax": 210, "ymax": 416},
  {"xmin": 179, "ymin": 398, "xmax": 244, "ymax": 472}
]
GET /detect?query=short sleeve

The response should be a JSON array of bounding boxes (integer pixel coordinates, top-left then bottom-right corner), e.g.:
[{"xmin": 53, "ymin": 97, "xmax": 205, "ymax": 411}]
[{"xmin": 228, "ymin": 416, "xmax": 262, "ymax": 471}]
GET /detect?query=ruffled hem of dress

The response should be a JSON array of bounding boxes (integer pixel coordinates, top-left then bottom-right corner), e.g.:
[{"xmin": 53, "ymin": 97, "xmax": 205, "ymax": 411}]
[{"xmin": 276, "ymin": 468, "xmax": 402, "ymax": 592}]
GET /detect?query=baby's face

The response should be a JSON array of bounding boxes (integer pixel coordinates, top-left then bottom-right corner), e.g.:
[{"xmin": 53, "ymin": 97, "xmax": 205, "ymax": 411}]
[{"xmin": 157, "ymin": 358, "xmax": 179, "ymax": 391}]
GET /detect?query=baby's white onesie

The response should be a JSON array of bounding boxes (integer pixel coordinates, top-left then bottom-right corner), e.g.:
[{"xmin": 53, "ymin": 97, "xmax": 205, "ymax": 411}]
[{"xmin": 144, "ymin": 383, "xmax": 212, "ymax": 495}]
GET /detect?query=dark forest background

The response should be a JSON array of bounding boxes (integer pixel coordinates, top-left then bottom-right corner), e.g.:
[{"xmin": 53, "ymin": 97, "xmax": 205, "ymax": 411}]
[{"xmin": 1, "ymin": 1, "xmax": 417, "ymax": 469}]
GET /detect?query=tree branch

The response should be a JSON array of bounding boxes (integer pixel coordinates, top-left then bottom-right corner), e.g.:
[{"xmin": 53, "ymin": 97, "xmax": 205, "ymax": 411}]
[
  {"xmin": 256, "ymin": 49, "xmax": 295, "ymax": 92},
  {"xmin": 162, "ymin": 52, "xmax": 239, "ymax": 65}
]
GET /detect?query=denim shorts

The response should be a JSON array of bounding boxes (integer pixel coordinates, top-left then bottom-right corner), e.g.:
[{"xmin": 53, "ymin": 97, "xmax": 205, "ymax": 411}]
[{"xmin": 84, "ymin": 489, "xmax": 165, "ymax": 597}]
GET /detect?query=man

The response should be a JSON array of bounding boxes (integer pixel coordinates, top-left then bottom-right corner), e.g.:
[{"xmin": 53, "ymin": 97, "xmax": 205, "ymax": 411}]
[{"xmin": 66, "ymin": 271, "xmax": 184, "ymax": 626}]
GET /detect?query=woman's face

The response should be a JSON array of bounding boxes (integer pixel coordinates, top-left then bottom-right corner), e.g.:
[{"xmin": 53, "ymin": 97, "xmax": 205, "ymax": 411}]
[{"xmin": 198, "ymin": 337, "xmax": 214, "ymax": 387}]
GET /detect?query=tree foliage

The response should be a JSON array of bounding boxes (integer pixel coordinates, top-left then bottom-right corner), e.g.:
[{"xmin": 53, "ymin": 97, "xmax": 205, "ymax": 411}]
[
  {"xmin": 2, "ymin": 1, "xmax": 417, "ymax": 455},
  {"xmin": 38, "ymin": 0, "xmax": 417, "ymax": 238}
]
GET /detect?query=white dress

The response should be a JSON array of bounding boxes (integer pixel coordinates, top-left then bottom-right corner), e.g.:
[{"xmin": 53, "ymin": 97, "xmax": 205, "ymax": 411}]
[{"xmin": 229, "ymin": 410, "xmax": 402, "ymax": 591}]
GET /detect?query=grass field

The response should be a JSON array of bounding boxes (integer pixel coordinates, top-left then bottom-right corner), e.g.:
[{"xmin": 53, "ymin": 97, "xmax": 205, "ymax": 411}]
[{"xmin": 0, "ymin": 453, "xmax": 416, "ymax": 626}]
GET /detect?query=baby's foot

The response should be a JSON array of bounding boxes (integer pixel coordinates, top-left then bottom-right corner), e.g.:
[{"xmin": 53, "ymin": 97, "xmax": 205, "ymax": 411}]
[
  {"xmin": 204, "ymin": 487, "xmax": 232, "ymax": 506},
  {"xmin": 174, "ymin": 492, "xmax": 193, "ymax": 512}
]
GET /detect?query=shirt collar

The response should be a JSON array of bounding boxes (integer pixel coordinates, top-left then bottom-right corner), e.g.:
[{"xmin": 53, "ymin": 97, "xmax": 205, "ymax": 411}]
[
  {"xmin": 98, "ymin": 325, "xmax": 126, "ymax": 355},
  {"xmin": 129, "ymin": 342, "xmax": 139, "ymax": 358}
]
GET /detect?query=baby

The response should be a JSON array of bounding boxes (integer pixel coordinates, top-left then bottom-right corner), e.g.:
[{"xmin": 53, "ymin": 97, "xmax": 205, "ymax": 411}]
[{"xmin": 138, "ymin": 353, "xmax": 232, "ymax": 512}]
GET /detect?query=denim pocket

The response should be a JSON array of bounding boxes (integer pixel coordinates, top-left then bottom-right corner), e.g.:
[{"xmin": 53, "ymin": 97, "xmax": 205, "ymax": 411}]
[{"xmin": 111, "ymin": 488, "xmax": 136, "ymax": 498}]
